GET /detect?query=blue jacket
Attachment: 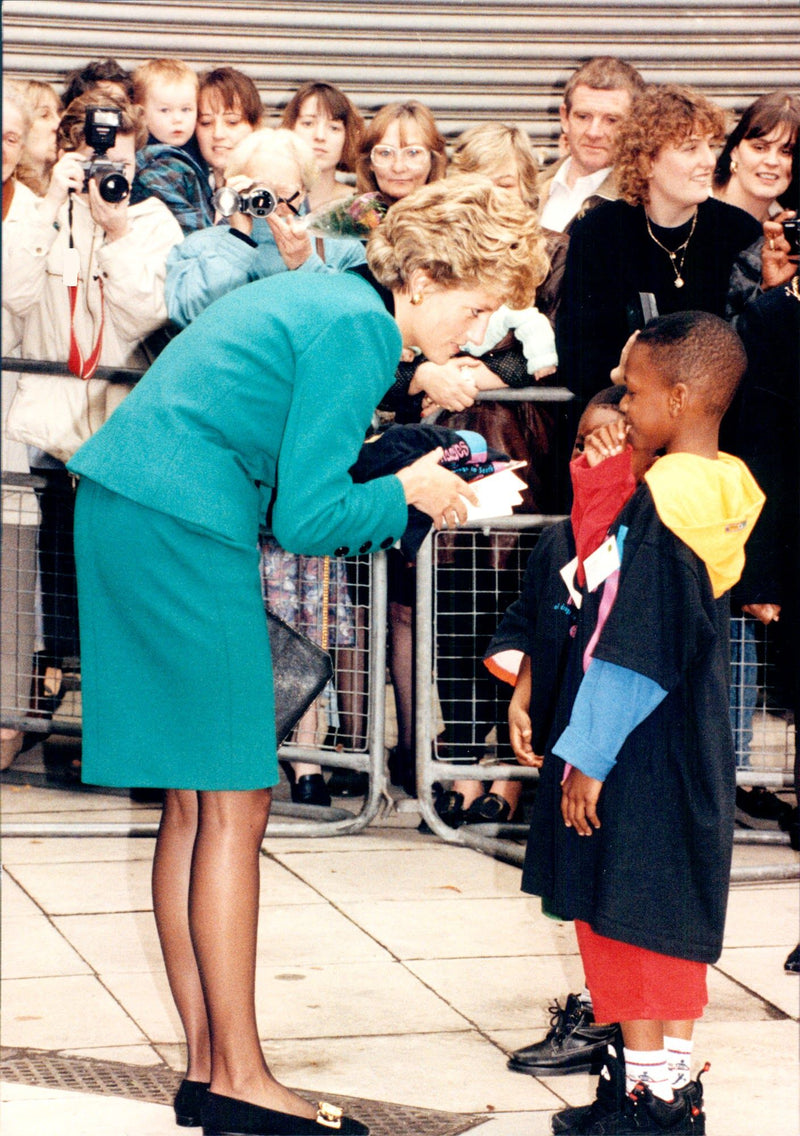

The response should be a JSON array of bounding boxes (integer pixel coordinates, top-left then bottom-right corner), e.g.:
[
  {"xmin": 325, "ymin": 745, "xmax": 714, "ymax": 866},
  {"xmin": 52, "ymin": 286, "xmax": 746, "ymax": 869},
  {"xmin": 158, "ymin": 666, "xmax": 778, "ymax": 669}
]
[
  {"xmin": 68, "ymin": 271, "xmax": 407, "ymax": 557},
  {"xmin": 165, "ymin": 218, "xmax": 367, "ymax": 327}
]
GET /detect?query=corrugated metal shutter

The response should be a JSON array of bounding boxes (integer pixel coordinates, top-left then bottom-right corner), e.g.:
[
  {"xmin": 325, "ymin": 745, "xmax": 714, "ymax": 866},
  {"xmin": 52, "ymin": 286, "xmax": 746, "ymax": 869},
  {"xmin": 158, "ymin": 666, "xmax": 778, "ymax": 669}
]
[{"xmin": 3, "ymin": 0, "xmax": 799, "ymax": 153}]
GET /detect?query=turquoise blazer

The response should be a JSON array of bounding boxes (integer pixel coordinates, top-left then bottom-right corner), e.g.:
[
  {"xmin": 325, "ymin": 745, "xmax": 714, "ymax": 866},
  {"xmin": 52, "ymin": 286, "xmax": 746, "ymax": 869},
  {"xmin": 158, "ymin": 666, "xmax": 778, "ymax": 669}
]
[{"xmin": 69, "ymin": 271, "xmax": 408, "ymax": 556}]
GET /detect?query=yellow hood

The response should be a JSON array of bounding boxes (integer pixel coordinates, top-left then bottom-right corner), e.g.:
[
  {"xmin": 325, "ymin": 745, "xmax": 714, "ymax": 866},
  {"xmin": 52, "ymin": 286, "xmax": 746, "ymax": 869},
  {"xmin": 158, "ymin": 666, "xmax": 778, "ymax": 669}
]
[{"xmin": 643, "ymin": 453, "xmax": 765, "ymax": 598}]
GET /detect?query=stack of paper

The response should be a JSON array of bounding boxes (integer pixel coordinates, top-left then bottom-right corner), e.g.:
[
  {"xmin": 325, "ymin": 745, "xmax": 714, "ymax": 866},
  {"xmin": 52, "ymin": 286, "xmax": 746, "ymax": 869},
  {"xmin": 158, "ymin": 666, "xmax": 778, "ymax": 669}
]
[{"xmin": 463, "ymin": 462, "xmax": 528, "ymax": 521}]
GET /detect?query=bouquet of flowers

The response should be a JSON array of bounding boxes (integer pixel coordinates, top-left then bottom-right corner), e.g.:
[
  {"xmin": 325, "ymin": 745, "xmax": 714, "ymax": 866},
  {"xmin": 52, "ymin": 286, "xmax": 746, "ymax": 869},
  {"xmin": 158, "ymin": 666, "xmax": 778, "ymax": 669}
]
[{"xmin": 302, "ymin": 191, "xmax": 390, "ymax": 239}]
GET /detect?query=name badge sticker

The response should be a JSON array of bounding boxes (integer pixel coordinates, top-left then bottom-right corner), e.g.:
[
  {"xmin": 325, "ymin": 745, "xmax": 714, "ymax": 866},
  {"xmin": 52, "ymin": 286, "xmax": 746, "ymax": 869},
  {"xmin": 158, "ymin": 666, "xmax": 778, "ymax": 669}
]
[{"xmin": 583, "ymin": 535, "xmax": 621, "ymax": 593}]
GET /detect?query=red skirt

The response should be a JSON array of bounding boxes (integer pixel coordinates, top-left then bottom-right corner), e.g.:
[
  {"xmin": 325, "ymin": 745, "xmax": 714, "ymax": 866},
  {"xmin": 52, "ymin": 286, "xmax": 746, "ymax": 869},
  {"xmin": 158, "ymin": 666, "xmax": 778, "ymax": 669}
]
[{"xmin": 575, "ymin": 920, "xmax": 708, "ymax": 1022}]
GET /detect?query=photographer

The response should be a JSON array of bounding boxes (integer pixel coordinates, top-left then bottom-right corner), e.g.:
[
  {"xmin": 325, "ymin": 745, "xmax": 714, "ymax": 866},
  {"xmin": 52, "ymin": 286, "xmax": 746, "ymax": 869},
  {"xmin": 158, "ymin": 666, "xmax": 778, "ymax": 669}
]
[
  {"xmin": 165, "ymin": 128, "xmax": 366, "ymax": 327},
  {"xmin": 3, "ymin": 90, "xmax": 182, "ymax": 770}
]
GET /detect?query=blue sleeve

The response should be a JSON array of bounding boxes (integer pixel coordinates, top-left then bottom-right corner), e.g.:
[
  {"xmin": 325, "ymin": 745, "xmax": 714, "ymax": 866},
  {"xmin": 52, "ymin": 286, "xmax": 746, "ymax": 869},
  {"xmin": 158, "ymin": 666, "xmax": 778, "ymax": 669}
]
[
  {"xmin": 165, "ymin": 228, "xmax": 267, "ymax": 326},
  {"xmin": 552, "ymin": 659, "xmax": 666, "ymax": 781}
]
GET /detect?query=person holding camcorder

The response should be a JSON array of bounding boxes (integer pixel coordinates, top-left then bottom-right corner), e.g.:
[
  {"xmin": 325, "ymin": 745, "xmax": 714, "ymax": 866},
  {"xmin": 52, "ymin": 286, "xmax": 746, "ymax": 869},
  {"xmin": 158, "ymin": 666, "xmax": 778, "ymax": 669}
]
[{"xmin": 3, "ymin": 89, "xmax": 182, "ymax": 769}]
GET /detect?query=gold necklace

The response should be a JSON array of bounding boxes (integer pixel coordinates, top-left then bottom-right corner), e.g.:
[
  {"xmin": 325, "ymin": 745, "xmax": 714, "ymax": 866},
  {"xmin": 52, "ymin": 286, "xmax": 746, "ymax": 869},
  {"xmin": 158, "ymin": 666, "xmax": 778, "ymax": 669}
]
[{"xmin": 644, "ymin": 209, "xmax": 698, "ymax": 289}]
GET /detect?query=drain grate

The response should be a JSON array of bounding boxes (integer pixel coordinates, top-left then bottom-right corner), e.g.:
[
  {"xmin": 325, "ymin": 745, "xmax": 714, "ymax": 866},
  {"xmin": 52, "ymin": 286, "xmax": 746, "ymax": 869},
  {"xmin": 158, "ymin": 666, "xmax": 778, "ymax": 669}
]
[{"xmin": 0, "ymin": 1048, "xmax": 487, "ymax": 1135}]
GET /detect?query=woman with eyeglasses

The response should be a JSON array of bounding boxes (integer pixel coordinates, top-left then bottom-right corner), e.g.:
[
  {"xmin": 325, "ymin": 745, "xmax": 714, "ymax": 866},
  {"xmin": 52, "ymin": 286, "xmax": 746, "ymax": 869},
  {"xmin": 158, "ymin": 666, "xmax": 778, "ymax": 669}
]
[
  {"xmin": 165, "ymin": 128, "xmax": 367, "ymax": 327},
  {"xmin": 355, "ymin": 99, "xmax": 447, "ymax": 205}
]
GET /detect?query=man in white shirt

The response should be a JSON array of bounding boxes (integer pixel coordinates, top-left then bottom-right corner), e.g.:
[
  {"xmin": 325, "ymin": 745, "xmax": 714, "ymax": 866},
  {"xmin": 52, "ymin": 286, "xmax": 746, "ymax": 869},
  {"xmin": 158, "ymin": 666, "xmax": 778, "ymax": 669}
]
[{"xmin": 539, "ymin": 56, "xmax": 645, "ymax": 233}]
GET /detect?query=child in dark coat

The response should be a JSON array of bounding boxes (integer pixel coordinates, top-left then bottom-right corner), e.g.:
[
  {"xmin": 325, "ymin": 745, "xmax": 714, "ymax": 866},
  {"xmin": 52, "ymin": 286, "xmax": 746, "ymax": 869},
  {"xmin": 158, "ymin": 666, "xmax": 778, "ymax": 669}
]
[{"xmin": 520, "ymin": 312, "xmax": 764, "ymax": 1134}]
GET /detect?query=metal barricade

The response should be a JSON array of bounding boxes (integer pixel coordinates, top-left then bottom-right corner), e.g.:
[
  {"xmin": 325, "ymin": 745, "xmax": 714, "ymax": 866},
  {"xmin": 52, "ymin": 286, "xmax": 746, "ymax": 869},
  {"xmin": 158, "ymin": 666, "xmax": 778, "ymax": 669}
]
[
  {"xmin": 414, "ymin": 519, "xmax": 797, "ymax": 880},
  {"xmin": 0, "ymin": 463, "xmax": 391, "ymax": 839}
]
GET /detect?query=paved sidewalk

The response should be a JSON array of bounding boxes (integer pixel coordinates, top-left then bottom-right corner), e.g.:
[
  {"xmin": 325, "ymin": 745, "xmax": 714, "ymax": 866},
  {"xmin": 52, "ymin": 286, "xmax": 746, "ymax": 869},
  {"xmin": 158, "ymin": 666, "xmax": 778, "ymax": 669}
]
[{"xmin": 1, "ymin": 763, "xmax": 798, "ymax": 1136}]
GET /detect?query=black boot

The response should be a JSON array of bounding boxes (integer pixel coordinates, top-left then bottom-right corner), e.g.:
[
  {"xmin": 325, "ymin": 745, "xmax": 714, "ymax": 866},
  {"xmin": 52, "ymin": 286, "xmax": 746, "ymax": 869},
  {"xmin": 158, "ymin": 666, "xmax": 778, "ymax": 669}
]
[{"xmin": 508, "ymin": 993, "xmax": 619, "ymax": 1076}]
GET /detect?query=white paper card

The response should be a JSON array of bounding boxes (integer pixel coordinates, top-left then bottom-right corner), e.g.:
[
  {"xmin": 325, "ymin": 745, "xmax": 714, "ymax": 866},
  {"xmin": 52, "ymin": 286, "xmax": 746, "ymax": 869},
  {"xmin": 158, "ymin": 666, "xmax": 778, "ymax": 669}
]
[
  {"xmin": 559, "ymin": 556, "xmax": 583, "ymax": 609},
  {"xmin": 583, "ymin": 535, "xmax": 621, "ymax": 593},
  {"xmin": 62, "ymin": 247, "xmax": 80, "ymax": 287},
  {"xmin": 463, "ymin": 463, "xmax": 527, "ymax": 521}
]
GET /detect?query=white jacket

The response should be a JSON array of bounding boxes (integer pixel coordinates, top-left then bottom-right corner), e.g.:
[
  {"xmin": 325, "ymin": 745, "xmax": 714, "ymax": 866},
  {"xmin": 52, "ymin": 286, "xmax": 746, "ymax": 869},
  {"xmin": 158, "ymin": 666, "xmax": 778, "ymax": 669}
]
[
  {"xmin": 3, "ymin": 190, "xmax": 182, "ymax": 465},
  {"xmin": 4, "ymin": 191, "xmax": 182, "ymax": 369}
]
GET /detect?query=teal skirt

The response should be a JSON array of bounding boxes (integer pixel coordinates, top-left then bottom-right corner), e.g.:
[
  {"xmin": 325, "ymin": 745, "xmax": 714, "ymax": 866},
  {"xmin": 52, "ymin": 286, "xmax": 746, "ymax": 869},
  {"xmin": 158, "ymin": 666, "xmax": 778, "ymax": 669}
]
[{"xmin": 73, "ymin": 479, "xmax": 278, "ymax": 790}]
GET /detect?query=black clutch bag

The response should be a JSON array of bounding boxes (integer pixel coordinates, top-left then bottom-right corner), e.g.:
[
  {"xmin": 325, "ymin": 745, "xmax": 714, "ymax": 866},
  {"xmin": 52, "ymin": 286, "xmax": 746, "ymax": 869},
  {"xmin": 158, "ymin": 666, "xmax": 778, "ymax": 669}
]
[{"xmin": 267, "ymin": 609, "xmax": 333, "ymax": 746}]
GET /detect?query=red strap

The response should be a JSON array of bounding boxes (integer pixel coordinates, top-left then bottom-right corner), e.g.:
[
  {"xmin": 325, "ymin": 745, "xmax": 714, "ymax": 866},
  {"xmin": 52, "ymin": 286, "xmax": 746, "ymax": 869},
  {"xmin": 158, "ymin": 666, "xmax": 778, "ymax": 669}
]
[{"xmin": 67, "ymin": 278, "xmax": 105, "ymax": 380}]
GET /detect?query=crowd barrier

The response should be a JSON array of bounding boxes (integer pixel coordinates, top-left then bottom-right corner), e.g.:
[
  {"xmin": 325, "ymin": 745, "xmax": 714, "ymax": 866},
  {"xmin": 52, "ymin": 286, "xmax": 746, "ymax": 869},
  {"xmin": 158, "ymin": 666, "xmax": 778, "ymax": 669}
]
[{"xmin": 1, "ymin": 363, "xmax": 795, "ymax": 879}]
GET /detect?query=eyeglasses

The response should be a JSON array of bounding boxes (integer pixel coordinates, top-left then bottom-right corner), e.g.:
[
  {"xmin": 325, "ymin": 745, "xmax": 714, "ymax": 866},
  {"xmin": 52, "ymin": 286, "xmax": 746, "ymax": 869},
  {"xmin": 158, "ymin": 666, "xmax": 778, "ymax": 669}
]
[{"xmin": 370, "ymin": 145, "xmax": 431, "ymax": 170}]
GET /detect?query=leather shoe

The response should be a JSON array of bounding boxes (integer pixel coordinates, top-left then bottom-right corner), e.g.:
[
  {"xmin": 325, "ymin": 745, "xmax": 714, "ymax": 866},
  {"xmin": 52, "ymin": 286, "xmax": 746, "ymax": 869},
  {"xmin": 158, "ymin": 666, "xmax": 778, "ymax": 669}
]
[
  {"xmin": 507, "ymin": 993, "xmax": 619, "ymax": 1076},
  {"xmin": 785, "ymin": 944, "xmax": 800, "ymax": 974},
  {"xmin": 461, "ymin": 792, "xmax": 511, "ymax": 825},
  {"xmin": 174, "ymin": 1078, "xmax": 210, "ymax": 1127},
  {"xmin": 201, "ymin": 1090, "xmax": 369, "ymax": 1134},
  {"xmin": 292, "ymin": 773, "xmax": 331, "ymax": 807},
  {"xmin": 434, "ymin": 789, "xmax": 464, "ymax": 828},
  {"xmin": 326, "ymin": 768, "xmax": 369, "ymax": 797}
]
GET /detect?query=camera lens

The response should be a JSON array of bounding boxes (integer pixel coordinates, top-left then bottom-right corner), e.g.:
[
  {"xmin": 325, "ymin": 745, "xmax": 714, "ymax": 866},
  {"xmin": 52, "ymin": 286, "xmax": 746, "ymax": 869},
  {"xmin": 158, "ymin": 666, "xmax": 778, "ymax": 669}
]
[
  {"xmin": 98, "ymin": 172, "xmax": 129, "ymax": 204},
  {"xmin": 211, "ymin": 185, "xmax": 241, "ymax": 218},
  {"xmin": 248, "ymin": 189, "xmax": 277, "ymax": 217}
]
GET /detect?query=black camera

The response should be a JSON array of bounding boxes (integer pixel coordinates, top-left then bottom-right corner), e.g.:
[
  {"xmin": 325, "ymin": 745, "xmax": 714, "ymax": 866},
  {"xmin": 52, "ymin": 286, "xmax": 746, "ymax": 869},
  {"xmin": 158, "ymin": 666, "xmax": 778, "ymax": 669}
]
[
  {"xmin": 80, "ymin": 107, "xmax": 130, "ymax": 203},
  {"xmin": 782, "ymin": 218, "xmax": 800, "ymax": 256},
  {"xmin": 212, "ymin": 185, "xmax": 278, "ymax": 219}
]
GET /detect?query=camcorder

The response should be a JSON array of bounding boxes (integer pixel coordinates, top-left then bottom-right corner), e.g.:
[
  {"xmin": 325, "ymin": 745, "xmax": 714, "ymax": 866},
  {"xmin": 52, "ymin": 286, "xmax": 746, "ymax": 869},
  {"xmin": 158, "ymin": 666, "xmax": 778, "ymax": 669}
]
[
  {"xmin": 80, "ymin": 107, "xmax": 130, "ymax": 203},
  {"xmin": 212, "ymin": 185, "xmax": 278, "ymax": 219}
]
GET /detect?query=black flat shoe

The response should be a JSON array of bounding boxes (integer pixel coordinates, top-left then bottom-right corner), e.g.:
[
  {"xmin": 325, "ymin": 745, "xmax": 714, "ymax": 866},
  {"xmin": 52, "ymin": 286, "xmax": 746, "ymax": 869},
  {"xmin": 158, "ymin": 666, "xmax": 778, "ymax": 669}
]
[
  {"xmin": 461, "ymin": 792, "xmax": 511, "ymax": 825},
  {"xmin": 201, "ymin": 1091, "xmax": 369, "ymax": 1134},
  {"xmin": 434, "ymin": 789, "xmax": 464, "ymax": 828},
  {"xmin": 175, "ymin": 1078, "xmax": 210, "ymax": 1127},
  {"xmin": 292, "ymin": 773, "xmax": 331, "ymax": 807},
  {"xmin": 326, "ymin": 768, "xmax": 368, "ymax": 798}
]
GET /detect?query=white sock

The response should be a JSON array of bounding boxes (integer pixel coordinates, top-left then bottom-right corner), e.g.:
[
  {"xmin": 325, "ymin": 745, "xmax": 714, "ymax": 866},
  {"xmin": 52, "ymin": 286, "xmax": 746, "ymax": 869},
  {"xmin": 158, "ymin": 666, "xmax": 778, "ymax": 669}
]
[
  {"xmin": 623, "ymin": 1047, "xmax": 674, "ymax": 1102},
  {"xmin": 578, "ymin": 985, "xmax": 593, "ymax": 1011},
  {"xmin": 664, "ymin": 1035, "xmax": 693, "ymax": 1089}
]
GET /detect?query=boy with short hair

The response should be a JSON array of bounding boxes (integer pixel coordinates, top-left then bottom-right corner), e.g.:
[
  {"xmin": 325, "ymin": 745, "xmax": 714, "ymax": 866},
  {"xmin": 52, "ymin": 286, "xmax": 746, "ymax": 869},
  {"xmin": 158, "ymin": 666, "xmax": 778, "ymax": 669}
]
[
  {"xmin": 522, "ymin": 311, "xmax": 764, "ymax": 1134},
  {"xmin": 130, "ymin": 57, "xmax": 213, "ymax": 234}
]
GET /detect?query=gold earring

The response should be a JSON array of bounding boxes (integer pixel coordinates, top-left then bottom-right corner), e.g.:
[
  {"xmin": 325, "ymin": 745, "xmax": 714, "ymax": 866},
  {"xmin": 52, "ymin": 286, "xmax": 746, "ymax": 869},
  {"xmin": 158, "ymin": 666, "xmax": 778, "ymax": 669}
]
[
  {"xmin": 730, "ymin": 157, "xmax": 738, "ymax": 173},
  {"xmin": 410, "ymin": 293, "xmax": 423, "ymax": 306}
]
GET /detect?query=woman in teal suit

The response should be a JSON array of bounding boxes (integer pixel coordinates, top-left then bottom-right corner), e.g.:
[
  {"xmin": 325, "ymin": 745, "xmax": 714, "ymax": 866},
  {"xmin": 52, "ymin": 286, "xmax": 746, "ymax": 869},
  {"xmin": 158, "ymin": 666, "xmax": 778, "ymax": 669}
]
[{"xmin": 68, "ymin": 175, "xmax": 547, "ymax": 1136}]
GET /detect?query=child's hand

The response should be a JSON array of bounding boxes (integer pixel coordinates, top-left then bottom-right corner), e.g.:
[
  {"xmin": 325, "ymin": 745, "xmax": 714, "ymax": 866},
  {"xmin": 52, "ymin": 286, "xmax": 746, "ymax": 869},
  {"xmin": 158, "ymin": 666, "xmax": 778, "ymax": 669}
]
[
  {"xmin": 561, "ymin": 768, "xmax": 603, "ymax": 835},
  {"xmin": 532, "ymin": 364, "xmax": 557, "ymax": 381},
  {"xmin": 583, "ymin": 420, "xmax": 628, "ymax": 467},
  {"xmin": 509, "ymin": 702, "xmax": 541, "ymax": 766},
  {"xmin": 609, "ymin": 330, "xmax": 639, "ymax": 385},
  {"xmin": 742, "ymin": 602, "xmax": 781, "ymax": 625}
]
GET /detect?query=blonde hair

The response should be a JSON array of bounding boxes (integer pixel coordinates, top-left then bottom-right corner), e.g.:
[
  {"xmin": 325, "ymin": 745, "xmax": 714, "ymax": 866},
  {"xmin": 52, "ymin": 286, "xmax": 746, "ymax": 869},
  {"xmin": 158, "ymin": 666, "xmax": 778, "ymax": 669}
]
[
  {"xmin": 3, "ymin": 79, "xmax": 34, "ymax": 139},
  {"xmin": 450, "ymin": 122, "xmax": 541, "ymax": 210},
  {"xmin": 133, "ymin": 58, "xmax": 199, "ymax": 104},
  {"xmin": 367, "ymin": 174, "xmax": 549, "ymax": 309},
  {"xmin": 224, "ymin": 127, "xmax": 319, "ymax": 190},
  {"xmin": 616, "ymin": 84, "xmax": 728, "ymax": 207},
  {"xmin": 355, "ymin": 101, "xmax": 447, "ymax": 196}
]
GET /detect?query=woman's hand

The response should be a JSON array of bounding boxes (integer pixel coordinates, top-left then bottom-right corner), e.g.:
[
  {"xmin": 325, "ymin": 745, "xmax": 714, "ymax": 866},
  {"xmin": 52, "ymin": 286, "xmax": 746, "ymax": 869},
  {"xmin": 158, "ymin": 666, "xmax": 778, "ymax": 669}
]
[
  {"xmin": 39, "ymin": 152, "xmax": 84, "ymax": 223},
  {"xmin": 762, "ymin": 211, "xmax": 797, "ymax": 289},
  {"xmin": 87, "ymin": 177, "xmax": 130, "ymax": 242},
  {"xmin": 561, "ymin": 767, "xmax": 603, "ymax": 835},
  {"xmin": 609, "ymin": 330, "xmax": 639, "ymax": 386},
  {"xmin": 409, "ymin": 358, "xmax": 481, "ymax": 412},
  {"xmin": 267, "ymin": 211, "xmax": 313, "ymax": 269},
  {"xmin": 395, "ymin": 447, "xmax": 478, "ymax": 530}
]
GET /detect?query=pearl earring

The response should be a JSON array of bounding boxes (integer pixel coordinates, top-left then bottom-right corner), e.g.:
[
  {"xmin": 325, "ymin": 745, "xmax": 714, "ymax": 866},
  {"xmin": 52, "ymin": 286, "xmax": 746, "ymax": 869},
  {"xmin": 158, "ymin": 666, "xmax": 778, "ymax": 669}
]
[{"xmin": 410, "ymin": 293, "xmax": 423, "ymax": 306}]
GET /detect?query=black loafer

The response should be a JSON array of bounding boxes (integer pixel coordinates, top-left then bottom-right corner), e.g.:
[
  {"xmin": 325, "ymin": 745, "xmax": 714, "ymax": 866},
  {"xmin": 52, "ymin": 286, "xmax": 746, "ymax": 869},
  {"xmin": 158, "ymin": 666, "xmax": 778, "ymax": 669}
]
[
  {"xmin": 785, "ymin": 944, "xmax": 800, "ymax": 974},
  {"xmin": 292, "ymin": 773, "xmax": 331, "ymax": 807},
  {"xmin": 508, "ymin": 994, "xmax": 619, "ymax": 1076},
  {"xmin": 201, "ymin": 1091, "xmax": 369, "ymax": 1134},
  {"xmin": 174, "ymin": 1078, "xmax": 210, "ymax": 1127}
]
